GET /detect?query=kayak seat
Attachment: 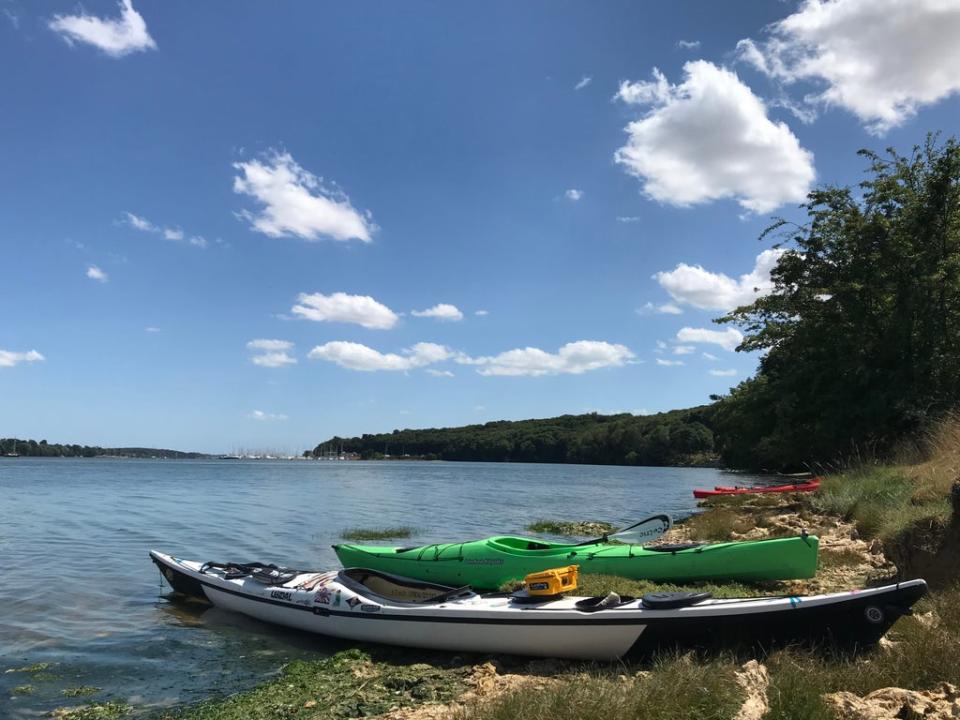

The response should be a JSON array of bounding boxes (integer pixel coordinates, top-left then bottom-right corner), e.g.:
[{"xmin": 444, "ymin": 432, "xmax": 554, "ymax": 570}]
[
  {"xmin": 339, "ymin": 568, "xmax": 474, "ymax": 604},
  {"xmin": 645, "ymin": 543, "xmax": 704, "ymax": 553},
  {"xmin": 641, "ymin": 591, "xmax": 712, "ymax": 609},
  {"xmin": 575, "ymin": 593, "xmax": 638, "ymax": 612}
]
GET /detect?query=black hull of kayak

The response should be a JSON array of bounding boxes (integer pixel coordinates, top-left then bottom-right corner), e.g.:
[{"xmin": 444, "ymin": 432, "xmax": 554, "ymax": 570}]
[
  {"xmin": 151, "ymin": 553, "xmax": 209, "ymax": 601},
  {"xmin": 628, "ymin": 582, "xmax": 927, "ymax": 654}
]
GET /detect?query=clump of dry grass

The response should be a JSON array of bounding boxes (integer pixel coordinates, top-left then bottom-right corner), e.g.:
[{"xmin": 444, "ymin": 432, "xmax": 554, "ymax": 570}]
[
  {"xmin": 683, "ymin": 507, "xmax": 756, "ymax": 541},
  {"xmin": 457, "ymin": 652, "xmax": 743, "ymax": 720},
  {"xmin": 908, "ymin": 413, "xmax": 960, "ymax": 502}
]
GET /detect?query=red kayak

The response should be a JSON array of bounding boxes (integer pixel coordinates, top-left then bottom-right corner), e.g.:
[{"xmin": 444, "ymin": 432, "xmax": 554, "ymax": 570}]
[{"xmin": 693, "ymin": 477, "xmax": 821, "ymax": 499}]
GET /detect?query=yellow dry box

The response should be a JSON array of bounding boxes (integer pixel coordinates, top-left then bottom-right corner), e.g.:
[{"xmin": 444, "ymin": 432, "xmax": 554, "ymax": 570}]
[{"xmin": 523, "ymin": 565, "xmax": 579, "ymax": 596}]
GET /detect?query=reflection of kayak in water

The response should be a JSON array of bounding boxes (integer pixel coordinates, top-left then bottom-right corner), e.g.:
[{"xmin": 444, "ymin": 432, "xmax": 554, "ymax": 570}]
[
  {"xmin": 694, "ymin": 477, "xmax": 821, "ymax": 498},
  {"xmin": 150, "ymin": 551, "xmax": 926, "ymax": 660}
]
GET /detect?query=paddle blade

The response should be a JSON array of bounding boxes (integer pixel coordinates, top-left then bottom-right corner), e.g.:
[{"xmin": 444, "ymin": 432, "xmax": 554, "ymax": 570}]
[{"xmin": 609, "ymin": 514, "xmax": 673, "ymax": 544}]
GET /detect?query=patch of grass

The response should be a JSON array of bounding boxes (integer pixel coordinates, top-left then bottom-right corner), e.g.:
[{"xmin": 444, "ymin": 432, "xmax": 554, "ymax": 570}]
[
  {"xmin": 805, "ymin": 469, "xmax": 950, "ymax": 541},
  {"xmin": 575, "ymin": 573, "xmax": 768, "ymax": 600},
  {"xmin": 12, "ymin": 684, "xmax": 33, "ymax": 695},
  {"xmin": 496, "ymin": 573, "xmax": 767, "ymax": 599},
  {"xmin": 684, "ymin": 508, "xmax": 757, "ymax": 541},
  {"xmin": 702, "ymin": 493, "xmax": 786, "ymax": 509},
  {"xmin": 339, "ymin": 526, "xmax": 417, "ymax": 541},
  {"xmin": 525, "ymin": 520, "xmax": 616, "ymax": 536},
  {"xmin": 48, "ymin": 701, "xmax": 130, "ymax": 719},
  {"xmin": 160, "ymin": 649, "xmax": 468, "ymax": 720},
  {"xmin": 63, "ymin": 686, "xmax": 102, "ymax": 697},
  {"xmin": 457, "ymin": 652, "xmax": 743, "ymax": 720},
  {"xmin": 817, "ymin": 547, "xmax": 865, "ymax": 569},
  {"xmin": 763, "ymin": 583, "xmax": 960, "ymax": 720},
  {"xmin": 5, "ymin": 661, "xmax": 53, "ymax": 674}
]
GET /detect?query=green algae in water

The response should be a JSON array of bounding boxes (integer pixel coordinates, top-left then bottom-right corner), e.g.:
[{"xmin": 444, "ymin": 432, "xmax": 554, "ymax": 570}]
[
  {"xmin": 159, "ymin": 649, "xmax": 468, "ymax": 720},
  {"xmin": 5, "ymin": 662, "xmax": 53, "ymax": 674},
  {"xmin": 526, "ymin": 520, "xmax": 616, "ymax": 536},
  {"xmin": 63, "ymin": 686, "xmax": 102, "ymax": 697},
  {"xmin": 47, "ymin": 702, "xmax": 131, "ymax": 719},
  {"xmin": 340, "ymin": 526, "xmax": 417, "ymax": 541}
]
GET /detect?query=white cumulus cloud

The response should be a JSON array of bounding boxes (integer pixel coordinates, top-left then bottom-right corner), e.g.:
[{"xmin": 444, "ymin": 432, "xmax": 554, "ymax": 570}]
[
  {"xmin": 86, "ymin": 265, "xmax": 108, "ymax": 282},
  {"xmin": 676, "ymin": 327, "xmax": 744, "ymax": 352},
  {"xmin": 574, "ymin": 76, "xmax": 593, "ymax": 90},
  {"xmin": 676, "ymin": 39, "xmax": 701, "ymax": 50},
  {"xmin": 125, "ymin": 212, "xmax": 156, "ymax": 232},
  {"xmin": 462, "ymin": 340, "xmax": 634, "ymax": 377},
  {"xmin": 251, "ymin": 353, "xmax": 297, "ymax": 368},
  {"xmin": 654, "ymin": 249, "xmax": 784, "ymax": 311},
  {"xmin": 0, "ymin": 349, "xmax": 45, "ymax": 368},
  {"xmin": 427, "ymin": 369, "xmax": 455, "ymax": 378},
  {"xmin": 564, "ymin": 189, "xmax": 584, "ymax": 201},
  {"xmin": 125, "ymin": 212, "xmax": 205, "ymax": 249},
  {"xmin": 737, "ymin": 0, "xmax": 960, "ymax": 134},
  {"xmin": 656, "ymin": 358, "xmax": 685, "ymax": 367},
  {"xmin": 248, "ymin": 410, "xmax": 288, "ymax": 421},
  {"xmin": 247, "ymin": 339, "xmax": 294, "ymax": 352},
  {"xmin": 614, "ymin": 61, "xmax": 814, "ymax": 213},
  {"xmin": 308, "ymin": 341, "xmax": 451, "ymax": 372},
  {"xmin": 233, "ymin": 151, "xmax": 375, "ymax": 242},
  {"xmin": 247, "ymin": 339, "xmax": 296, "ymax": 367},
  {"xmin": 474, "ymin": 309, "xmax": 489, "ymax": 317},
  {"xmin": 710, "ymin": 369, "xmax": 738, "ymax": 377},
  {"xmin": 292, "ymin": 292, "xmax": 398, "ymax": 329},
  {"xmin": 411, "ymin": 303, "xmax": 464, "ymax": 322},
  {"xmin": 637, "ymin": 302, "xmax": 683, "ymax": 316},
  {"xmin": 49, "ymin": 0, "xmax": 156, "ymax": 57}
]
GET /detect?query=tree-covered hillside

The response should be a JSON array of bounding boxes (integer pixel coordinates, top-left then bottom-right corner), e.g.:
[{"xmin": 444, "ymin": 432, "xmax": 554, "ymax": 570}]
[
  {"xmin": 311, "ymin": 407, "xmax": 717, "ymax": 466},
  {"xmin": 0, "ymin": 438, "xmax": 207, "ymax": 459}
]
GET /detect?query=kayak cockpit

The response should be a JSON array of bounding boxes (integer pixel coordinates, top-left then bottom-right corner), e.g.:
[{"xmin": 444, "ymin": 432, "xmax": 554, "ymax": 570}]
[
  {"xmin": 337, "ymin": 568, "xmax": 476, "ymax": 605},
  {"xmin": 485, "ymin": 536, "xmax": 570, "ymax": 553}
]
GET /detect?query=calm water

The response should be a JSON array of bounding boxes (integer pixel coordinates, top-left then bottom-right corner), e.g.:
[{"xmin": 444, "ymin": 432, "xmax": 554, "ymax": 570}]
[{"xmin": 0, "ymin": 458, "xmax": 763, "ymax": 717}]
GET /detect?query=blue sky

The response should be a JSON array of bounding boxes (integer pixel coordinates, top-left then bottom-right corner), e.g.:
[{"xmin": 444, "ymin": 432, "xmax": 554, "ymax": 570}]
[{"xmin": 2, "ymin": 0, "xmax": 959, "ymax": 453}]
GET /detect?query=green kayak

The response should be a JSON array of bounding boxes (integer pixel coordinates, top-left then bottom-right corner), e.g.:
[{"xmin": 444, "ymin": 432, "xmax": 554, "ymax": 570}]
[{"xmin": 333, "ymin": 534, "xmax": 819, "ymax": 590}]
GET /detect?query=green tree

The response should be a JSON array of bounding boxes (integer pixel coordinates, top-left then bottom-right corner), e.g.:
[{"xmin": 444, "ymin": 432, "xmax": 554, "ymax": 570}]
[{"xmin": 715, "ymin": 136, "xmax": 960, "ymax": 469}]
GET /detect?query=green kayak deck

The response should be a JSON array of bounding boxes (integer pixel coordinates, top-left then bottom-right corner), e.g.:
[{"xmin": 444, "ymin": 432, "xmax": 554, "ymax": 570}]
[{"xmin": 333, "ymin": 534, "xmax": 819, "ymax": 590}]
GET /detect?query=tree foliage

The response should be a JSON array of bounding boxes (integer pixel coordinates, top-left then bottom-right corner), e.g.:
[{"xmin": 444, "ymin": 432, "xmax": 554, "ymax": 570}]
[
  {"xmin": 714, "ymin": 136, "xmax": 960, "ymax": 470},
  {"xmin": 313, "ymin": 408, "xmax": 716, "ymax": 466},
  {"xmin": 0, "ymin": 437, "xmax": 206, "ymax": 459}
]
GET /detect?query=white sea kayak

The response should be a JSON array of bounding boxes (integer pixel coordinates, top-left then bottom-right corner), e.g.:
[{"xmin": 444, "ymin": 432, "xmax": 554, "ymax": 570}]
[{"xmin": 150, "ymin": 551, "xmax": 926, "ymax": 660}]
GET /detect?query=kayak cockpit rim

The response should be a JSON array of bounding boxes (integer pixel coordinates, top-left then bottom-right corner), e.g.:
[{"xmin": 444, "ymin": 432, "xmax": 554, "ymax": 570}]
[{"xmin": 337, "ymin": 567, "xmax": 476, "ymax": 605}]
